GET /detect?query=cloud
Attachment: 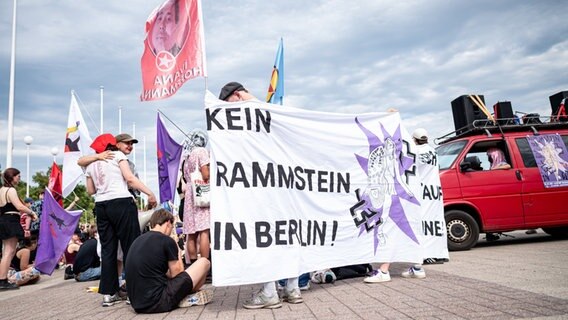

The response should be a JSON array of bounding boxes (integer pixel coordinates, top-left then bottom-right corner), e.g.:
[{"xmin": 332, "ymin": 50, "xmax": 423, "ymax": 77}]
[{"xmin": 0, "ymin": 0, "xmax": 566, "ymax": 200}]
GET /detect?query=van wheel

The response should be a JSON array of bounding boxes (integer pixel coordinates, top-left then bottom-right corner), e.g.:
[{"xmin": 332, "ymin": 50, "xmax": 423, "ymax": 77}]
[
  {"xmin": 445, "ymin": 210, "xmax": 479, "ymax": 251},
  {"xmin": 542, "ymin": 227, "xmax": 568, "ymax": 238}
]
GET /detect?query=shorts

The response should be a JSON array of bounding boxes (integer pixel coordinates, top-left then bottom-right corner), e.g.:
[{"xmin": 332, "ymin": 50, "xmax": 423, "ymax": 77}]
[
  {"xmin": 135, "ymin": 272, "xmax": 194, "ymax": 313},
  {"xmin": 0, "ymin": 214, "xmax": 24, "ymax": 240}
]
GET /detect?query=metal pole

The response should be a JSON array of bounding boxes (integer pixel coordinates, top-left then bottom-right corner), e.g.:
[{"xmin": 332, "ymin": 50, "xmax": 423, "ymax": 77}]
[
  {"xmin": 132, "ymin": 123, "xmax": 136, "ymax": 165},
  {"xmin": 6, "ymin": 0, "xmax": 18, "ymax": 168},
  {"xmin": 118, "ymin": 106, "xmax": 122, "ymax": 133},
  {"xmin": 26, "ymin": 144, "xmax": 29, "ymax": 197},
  {"xmin": 100, "ymin": 86, "xmax": 104, "ymax": 132},
  {"xmin": 24, "ymin": 135, "xmax": 33, "ymax": 197}
]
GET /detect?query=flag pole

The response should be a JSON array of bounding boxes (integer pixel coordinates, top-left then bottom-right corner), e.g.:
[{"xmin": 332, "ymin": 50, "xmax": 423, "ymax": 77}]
[
  {"xmin": 6, "ymin": 0, "xmax": 18, "ymax": 168},
  {"xmin": 132, "ymin": 122, "xmax": 136, "ymax": 165},
  {"xmin": 118, "ymin": 106, "xmax": 122, "ymax": 133},
  {"xmin": 143, "ymin": 135, "xmax": 147, "ymax": 208},
  {"xmin": 157, "ymin": 109, "xmax": 191, "ymax": 139},
  {"xmin": 100, "ymin": 86, "xmax": 104, "ymax": 132}
]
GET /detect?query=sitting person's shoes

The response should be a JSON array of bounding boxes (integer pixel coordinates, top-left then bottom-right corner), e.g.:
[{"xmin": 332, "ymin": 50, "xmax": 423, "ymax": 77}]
[
  {"xmin": 243, "ymin": 290, "xmax": 282, "ymax": 309},
  {"xmin": 118, "ymin": 284, "xmax": 128, "ymax": 303},
  {"xmin": 0, "ymin": 279, "xmax": 19, "ymax": 290},
  {"xmin": 63, "ymin": 266, "xmax": 74, "ymax": 280},
  {"xmin": 401, "ymin": 266, "xmax": 426, "ymax": 279},
  {"xmin": 280, "ymin": 288, "xmax": 303, "ymax": 304},
  {"xmin": 363, "ymin": 270, "xmax": 391, "ymax": 283},
  {"xmin": 178, "ymin": 289, "xmax": 213, "ymax": 307},
  {"xmin": 102, "ymin": 293, "xmax": 122, "ymax": 307},
  {"xmin": 311, "ymin": 269, "xmax": 336, "ymax": 284}
]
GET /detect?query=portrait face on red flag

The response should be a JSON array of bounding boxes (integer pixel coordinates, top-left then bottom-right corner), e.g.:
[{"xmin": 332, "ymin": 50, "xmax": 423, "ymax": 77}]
[
  {"xmin": 140, "ymin": 0, "xmax": 207, "ymax": 101},
  {"xmin": 149, "ymin": 0, "xmax": 189, "ymax": 56}
]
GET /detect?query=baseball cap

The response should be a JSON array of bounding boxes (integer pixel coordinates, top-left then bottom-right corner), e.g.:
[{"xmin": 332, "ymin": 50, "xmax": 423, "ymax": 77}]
[
  {"xmin": 115, "ymin": 133, "xmax": 139, "ymax": 144},
  {"xmin": 219, "ymin": 82, "xmax": 245, "ymax": 101},
  {"xmin": 24, "ymin": 197, "xmax": 34, "ymax": 204},
  {"xmin": 90, "ymin": 133, "xmax": 116, "ymax": 153},
  {"xmin": 412, "ymin": 128, "xmax": 429, "ymax": 140}
]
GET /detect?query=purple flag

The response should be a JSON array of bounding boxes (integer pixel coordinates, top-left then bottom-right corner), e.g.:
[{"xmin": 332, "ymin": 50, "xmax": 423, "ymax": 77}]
[
  {"xmin": 157, "ymin": 113, "xmax": 183, "ymax": 203},
  {"xmin": 527, "ymin": 134, "xmax": 568, "ymax": 188},
  {"xmin": 35, "ymin": 190, "xmax": 81, "ymax": 275}
]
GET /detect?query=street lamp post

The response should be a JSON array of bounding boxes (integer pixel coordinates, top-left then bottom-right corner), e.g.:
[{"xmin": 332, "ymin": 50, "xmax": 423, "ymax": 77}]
[
  {"xmin": 51, "ymin": 147, "xmax": 59, "ymax": 163},
  {"xmin": 24, "ymin": 135, "xmax": 33, "ymax": 198}
]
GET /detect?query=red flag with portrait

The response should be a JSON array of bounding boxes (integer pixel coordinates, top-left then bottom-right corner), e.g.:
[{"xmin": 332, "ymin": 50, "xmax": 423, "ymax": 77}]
[
  {"xmin": 140, "ymin": 0, "xmax": 207, "ymax": 101},
  {"xmin": 48, "ymin": 161, "xmax": 63, "ymax": 207}
]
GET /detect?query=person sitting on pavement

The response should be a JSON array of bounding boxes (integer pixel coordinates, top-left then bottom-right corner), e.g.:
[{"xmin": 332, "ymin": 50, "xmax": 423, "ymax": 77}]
[
  {"xmin": 126, "ymin": 208, "xmax": 211, "ymax": 314},
  {"xmin": 64, "ymin": 230, "xmax": 82, "ymax": 268},
  {"xmin": 9, "ymin": 237, "xmax": 41, "ymax": 286},
  {"xmin": 72, "ymin": 227, "xmax": 102, "ymax": 282}
]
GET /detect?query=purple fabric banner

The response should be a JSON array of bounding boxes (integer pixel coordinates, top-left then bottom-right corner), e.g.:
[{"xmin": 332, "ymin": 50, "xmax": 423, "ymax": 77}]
[
  {"xmin": 157, "ymin": 113, "xmax": 183, "ymax": 203},
  {"xmin": 35, "ymin": 190, "xmax": 81, "ymax": 275},
  {"xmin": 527, "ymin": 134, "xmax": 568, "ymax": 188}
]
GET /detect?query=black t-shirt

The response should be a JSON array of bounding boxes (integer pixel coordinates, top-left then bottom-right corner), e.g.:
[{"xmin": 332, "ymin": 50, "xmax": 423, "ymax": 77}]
[
  {"xmin": 73, "ymin": 238, "xmax": 100, "ymax": 275},
  {"xmin": 126, "ymin": 231, "xmax": 179, "ymax": 310}
]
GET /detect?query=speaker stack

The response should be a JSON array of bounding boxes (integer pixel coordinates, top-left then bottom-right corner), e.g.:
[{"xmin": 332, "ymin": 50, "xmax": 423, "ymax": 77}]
[
  {"xmin": 451, "ymin": 95, "xmax": 487, "ymax": 133},
  {"xmin": 549, "ymin": 91, "xmax": 568, "ymax": 122},
  {"xmin": 493, "ymin": 101, "xmax": 514, "ymax": 125}
]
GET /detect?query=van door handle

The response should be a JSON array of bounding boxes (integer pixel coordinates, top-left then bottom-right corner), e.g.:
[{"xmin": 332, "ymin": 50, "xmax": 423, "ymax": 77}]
[{"xmin": 515, "ymin": 170, "xmax": 523, "ymax": 181}]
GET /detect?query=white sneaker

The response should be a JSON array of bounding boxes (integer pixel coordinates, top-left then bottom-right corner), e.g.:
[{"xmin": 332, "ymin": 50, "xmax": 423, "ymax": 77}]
[
  {"xmin": 364, "ymin": 270, "xmax": 391, "ymax": 283},
  {"xmin": 401, "ymin": 266, "xmax": 426, "ymax": 279}
]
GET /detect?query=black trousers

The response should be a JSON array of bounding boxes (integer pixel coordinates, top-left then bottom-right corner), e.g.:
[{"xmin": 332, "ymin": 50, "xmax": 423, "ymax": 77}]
[{"xmin": 96, "ymin": 197, "xmax": 140, "ymax": 295}]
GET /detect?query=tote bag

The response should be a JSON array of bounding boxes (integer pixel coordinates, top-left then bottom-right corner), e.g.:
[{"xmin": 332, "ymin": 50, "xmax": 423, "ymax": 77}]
[{"xmin": 191, "ymin": 160, "xmax": 210, "ymax": 207}]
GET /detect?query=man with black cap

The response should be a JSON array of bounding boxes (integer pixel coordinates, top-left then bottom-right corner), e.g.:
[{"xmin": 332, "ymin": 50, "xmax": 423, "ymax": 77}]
[
  {"xmin": 218, "ymin": 82, "xmax": 257, "ymax": 102},
  {"xmin": 218, "ymin": 82, "xmax": 304, "ymax": 309}
]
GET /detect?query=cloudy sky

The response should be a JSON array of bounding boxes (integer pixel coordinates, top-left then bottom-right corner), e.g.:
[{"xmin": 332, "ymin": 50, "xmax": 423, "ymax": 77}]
[{"xmin": 0, "ymin": 0, "xmax": 566, "ymax": 198}]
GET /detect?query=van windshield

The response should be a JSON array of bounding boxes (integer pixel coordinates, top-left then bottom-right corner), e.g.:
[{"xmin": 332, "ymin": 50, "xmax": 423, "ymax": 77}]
[{"xmin": 436, "ymin": 140, "xmax": 467, "ymax": 170}]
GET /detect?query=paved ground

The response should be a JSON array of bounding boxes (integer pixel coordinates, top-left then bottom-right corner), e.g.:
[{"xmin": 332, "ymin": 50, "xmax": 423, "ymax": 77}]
[{"xmin": 1, "ymin": 230, "xmax": 567, "ymax": 319}]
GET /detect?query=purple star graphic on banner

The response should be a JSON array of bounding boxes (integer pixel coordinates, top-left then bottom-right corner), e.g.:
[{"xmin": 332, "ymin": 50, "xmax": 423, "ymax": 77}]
[{"xmin": 352, "ymin": 117, "xmax": 419, "ymax": 254}]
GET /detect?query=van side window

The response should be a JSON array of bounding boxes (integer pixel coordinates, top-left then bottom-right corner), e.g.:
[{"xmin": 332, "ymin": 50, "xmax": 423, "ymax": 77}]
[
  {"xmin": 462, "ymin": 141, "xmax": 511, "ymax": 171},
  {"xmin": 516, "ymin": 135, "xmax": 568, "ymax": 168},
  {"xmin": 515, "ymin": 138, "xmax": 537, "ymax": 167}
]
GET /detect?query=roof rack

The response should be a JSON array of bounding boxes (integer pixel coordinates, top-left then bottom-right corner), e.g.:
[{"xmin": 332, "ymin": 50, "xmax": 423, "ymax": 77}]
[{"xmin": 434, "ymin": 116, "xmax": 568, "ymax": 145}]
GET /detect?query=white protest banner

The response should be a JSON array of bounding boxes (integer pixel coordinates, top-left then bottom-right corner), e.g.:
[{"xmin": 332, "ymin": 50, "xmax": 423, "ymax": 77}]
[
  {"xmin": 415, "ymin": 143, "xmax": 449, "ymax": 260},
  {"xmin": 205, "ymin": 92, "xmax": 423, "ymax": 286}
]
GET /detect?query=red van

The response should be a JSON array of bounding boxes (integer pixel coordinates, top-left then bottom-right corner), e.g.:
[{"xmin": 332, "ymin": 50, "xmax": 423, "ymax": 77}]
[{"xmin": 436, "ymin": 121, "xmax": 568, "ymax": 250}]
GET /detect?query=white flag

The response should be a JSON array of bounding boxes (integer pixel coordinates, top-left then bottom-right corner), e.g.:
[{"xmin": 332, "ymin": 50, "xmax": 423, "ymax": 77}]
[{"xmin": 62, "ymin": 93, "xmax": 93, "ymax": 197}]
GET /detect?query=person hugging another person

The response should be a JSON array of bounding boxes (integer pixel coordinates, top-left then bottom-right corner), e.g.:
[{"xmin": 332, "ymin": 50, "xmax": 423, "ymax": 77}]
[{"xmin": 84, "ymin": 134, "xmax": 157, "ymax": 307}]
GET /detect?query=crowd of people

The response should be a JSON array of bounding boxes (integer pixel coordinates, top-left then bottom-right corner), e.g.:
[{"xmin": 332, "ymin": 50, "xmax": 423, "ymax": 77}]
[{"xmin": 0, "ymin": 81, "xmax": 453, "ymax": 314}]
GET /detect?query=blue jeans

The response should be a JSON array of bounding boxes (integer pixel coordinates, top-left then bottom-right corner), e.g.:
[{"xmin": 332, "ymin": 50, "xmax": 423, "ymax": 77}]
[
  {"xmin": 278, "ymin": 272, "xmax": 310, "ymax": 288},
  {"xmin": 76, "ymin": 267, "xmax": 101, "ymax": 282}
]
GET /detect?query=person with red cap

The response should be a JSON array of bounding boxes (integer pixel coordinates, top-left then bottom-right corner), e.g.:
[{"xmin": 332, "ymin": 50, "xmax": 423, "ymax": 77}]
[{"xmin": 85, "ymin": 134, "xmax": 157, "ymax": 307}]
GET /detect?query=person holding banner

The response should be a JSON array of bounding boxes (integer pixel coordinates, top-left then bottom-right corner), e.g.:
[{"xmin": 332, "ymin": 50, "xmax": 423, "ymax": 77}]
[
  {"xmin": 0, "ymin": 168, "xmax": 38, "ymax": 290},
  {"xmin": 85, "ymin": 134, "xmax": 157, "ymax": 307},
  {"xmin": 219, "ymin": 82, "xmax": 303, "ymax": 309}
]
